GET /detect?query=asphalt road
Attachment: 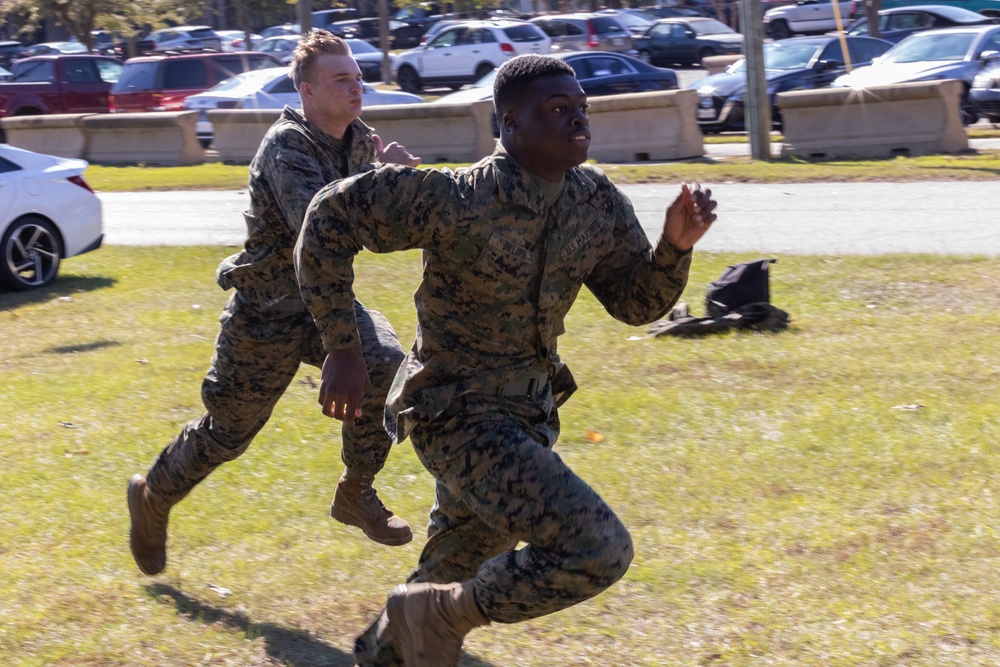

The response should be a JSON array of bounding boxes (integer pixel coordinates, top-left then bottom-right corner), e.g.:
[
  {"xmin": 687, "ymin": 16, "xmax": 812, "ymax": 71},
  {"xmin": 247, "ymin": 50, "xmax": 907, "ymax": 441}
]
[{"xmin": 99, "ymin": 180, "xmax": 999, "ymax": 256}]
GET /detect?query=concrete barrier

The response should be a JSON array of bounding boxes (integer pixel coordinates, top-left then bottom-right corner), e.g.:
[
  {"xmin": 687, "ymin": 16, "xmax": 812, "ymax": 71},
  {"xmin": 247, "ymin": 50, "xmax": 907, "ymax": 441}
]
[
  {"xmin": 702, "ymin": 55, "xmax": 743, "ymax": 75},
  {"xmin": 210, "ymin": 108, "xmax": 281, "ymax": 163},
  {"xmin": 362, "ymin": 100, "xmax": 498, "ymax": 163},
  {"xmin": 0, "ymin": 113, "xmax": 93, "ymax": 159},
  {"xmin": 585, "ymin": 89, "xmax": 704, "ymax": 162},
  {"xmin": 777, "ymin": 79, "xmax": 969, "ymax": 159},
  {"xmin": 82, "ymin": 111, "xmax": 204, "ymax": 166}
]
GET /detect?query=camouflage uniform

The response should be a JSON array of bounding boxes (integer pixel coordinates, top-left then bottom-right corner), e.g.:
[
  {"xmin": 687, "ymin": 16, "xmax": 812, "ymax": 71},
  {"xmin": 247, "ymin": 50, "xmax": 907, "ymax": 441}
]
[
  {"xmin": 145, "ymin": 107, "xmax": 404, "ymax": 508},
  {"xmin": 295, "ymin": 148, "xmax": 691, "ymax": 627}
]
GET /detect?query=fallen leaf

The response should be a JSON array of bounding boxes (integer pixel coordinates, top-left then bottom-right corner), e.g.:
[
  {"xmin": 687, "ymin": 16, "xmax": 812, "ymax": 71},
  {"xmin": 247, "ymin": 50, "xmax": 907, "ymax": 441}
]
[
  {"xmin": 207, "ymin": 584, "xmax": 232, "ymax": 597},
  {"xmin": 299, "ymin": 376, "xmax": 318, "ymax": 389},
  {"xmin": 585, "ymin": 430, "xmax": 604, "ymax": 443},
  {"xmin": 135, "ymin": 358, "xmax": 149, "ymax": 364},
  {"xmin": 65, "ymin": 450, "xmax": 90, "ymax": 457}
]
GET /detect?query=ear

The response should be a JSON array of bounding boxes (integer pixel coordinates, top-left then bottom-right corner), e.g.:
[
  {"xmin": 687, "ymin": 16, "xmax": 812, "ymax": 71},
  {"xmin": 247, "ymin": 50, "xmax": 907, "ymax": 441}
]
[
  {"xmin": 501, "ymin": 110, "xmax": 518, "ymax": 136},
  {"xmin": 299, "ymin": 80, "xmax": 313, "ymax": 100}
]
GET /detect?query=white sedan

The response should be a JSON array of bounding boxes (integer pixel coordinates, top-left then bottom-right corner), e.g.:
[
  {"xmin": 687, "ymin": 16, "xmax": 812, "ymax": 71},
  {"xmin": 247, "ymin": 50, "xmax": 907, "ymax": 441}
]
[
  {"xmin": 183, "ymin": 66, "xmax": 424, "ymax": 147},
  {"xmin": 0, "ymin": 145, "xmax": 103, "ymax": 290}
]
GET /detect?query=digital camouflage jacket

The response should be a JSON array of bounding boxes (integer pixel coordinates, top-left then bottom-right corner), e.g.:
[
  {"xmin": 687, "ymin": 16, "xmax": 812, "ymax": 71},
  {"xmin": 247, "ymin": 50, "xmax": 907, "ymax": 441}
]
[
  {"xmin": 295, "ymin": 148, "xmax": 692, "ymax": 441},
  {"xmin": 217, "ymin": 106, "xmax": 379, "ymax": 308}
]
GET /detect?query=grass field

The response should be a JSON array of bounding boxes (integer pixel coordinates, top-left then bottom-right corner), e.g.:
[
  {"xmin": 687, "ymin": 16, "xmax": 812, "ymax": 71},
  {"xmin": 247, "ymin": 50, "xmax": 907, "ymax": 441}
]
[{"xmin": 2, "ymin": 246, "xmax": 998, "ymax": 666}]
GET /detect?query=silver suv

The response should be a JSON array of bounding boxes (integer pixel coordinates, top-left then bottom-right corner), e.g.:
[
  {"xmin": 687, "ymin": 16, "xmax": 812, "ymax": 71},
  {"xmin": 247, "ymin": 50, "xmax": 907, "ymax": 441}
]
[
  {"xmin": 529, "ymin": 13, "xmax": 635, "ymax": 53},
  {"xmin": 392, "ymin": 20, "xmax": 551, "ymax": 92}
]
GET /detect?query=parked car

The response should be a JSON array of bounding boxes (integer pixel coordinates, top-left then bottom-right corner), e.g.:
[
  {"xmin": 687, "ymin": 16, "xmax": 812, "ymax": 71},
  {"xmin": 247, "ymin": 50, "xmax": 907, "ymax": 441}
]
[
  {"xmin": 0, "ymin": 41, "xmax": 23, "ymax": 69},
  {"xmin": 312, "ymin": 7, "xmax": 359, "ymax": 28},
  {"xmin": 844, "ymin": 5, "xmax": 998, "ymax": 43},
  {"xmin": 763, "ymin": 0, "xmax": 858, "ymax": 39},
  {"xmin": 971, "ymin": 58, "xmax": 1000, "ymax": 120},
  {"xmin": 109, "ymin": 51, "xmax": 281, "ymax": 112},
  {"xmin": 252, "ymin": 35, "xmax": 301, "ymax": 64},
  {"xmin": 0, "ymin": 65, "xmax": 10, "ymax": 82},
  {"xmin": 0, "ymin": 144, "xmax": 103, "ymax": 290},
  {"xmin": 392, "ymin": 19, "xmax": 551, "ymax": 93},
  {"xmin": 16, "ymin": 41, "xmax": 87, "ymax": 61},
  {"xmin": 690, "ymin": 35, "xmax": 893, "ymax": 131},
  {"xmin": 832, "ymin": 24, "xmax": 1000, "ymax": 123},
  {"xmin": 879, "ymin": 0, "xmax": 1000, "ymax": 18},
  {"xmin": 529, "ymin": 13, "xmax": 635, "ymax": 53},
  {"xmin": 635, "ymin": 17, "xmax": 743, "ymax": 66},
  {"xmin": 146, "ymin": 25, "xmax": 223, "ymax": 52},
  {"xmin": 435, "ymin": 50, "xmax": 678, "ymax": 103},
  {"xmin": 260, "ymin": 24, "xmax": 302, "ymax": 39},
  {"xmin": 645, "ymin": 5, "xmax": 710, "ymax": 19},
  {"xmin": 216, "ymin": 29, "xmax": 262, "ymax": 52},
  {"xmin": 183, "ymin": 66, "xmax": 423, "ymax": 146},
  {"xmin": 597, "ymin": 8, "xmax": 657, "ymax": 36},
  {"xmin": 326, "ymin": 18, "xmax": 426, "ymax": 49},
  {"xmin": 345, "ymin": 38, "xmax": 396, "ymax": 81},
  {"xmin": 0, "ymin": 55, "xmax": 123, "ymax": 128}
]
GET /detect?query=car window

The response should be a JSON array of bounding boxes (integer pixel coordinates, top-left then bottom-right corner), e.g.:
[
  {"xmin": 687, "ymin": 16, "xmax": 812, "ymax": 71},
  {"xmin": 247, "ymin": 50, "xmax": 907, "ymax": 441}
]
[
  {"xmin": 269, "ymin": 75, "xmax": 297, "ymax": 94},
  {"xmin": 692, "ymin": 19, "xmax": 734, "ymax": 35},
  {"xmin": 430, "ymin": 28, "xmax": 464, "ymax": 47},
  {"xmin": 12, "ymin": 60, "xmax": 54, "ymax": 82},
  {"xmin": 887, "ymin": 12, "xmax": 935, "ymax": 31},
  {"xmin": 163, "ymin": 59, "xmax": 208, "ymax": 88},
  {"xmin": 503, "ymin": 25, "xmax": 547, "ymax": 42},
  {"xmin": 189, "ymin": 28, "xmax": 217, "ymax": 39},
  {"xmin": 460, "ymin": 28, "xmax": 493, "ymax": 45},
  {"xmin": 112, "ymin": 61, "xmax": 158, "ymax": 91},
  {"xmin": 819, "ymin": 41, "xmax": 850, "ymax": 63},
  {"xmin": 763, "ymin": 41, "xmax": 822, "ymax": 69},
  {"xmin": 590, "ymin": 17, "xmax": 628, "ymax": 35},
  {"xmin": 670, "ymin": 24, "xmax": 688, "ymax": 38},
  {"xmin": 96, "ymin": 59, "xmax": 122, "ymax": 83},
  {"xmin": 982, "ymin": 33, "xmax": 1000, "ymax": 55},
  {"xmin": 63, "ymin": 59, "xmax": 101, "ymax": 84},
  {"xmin": 584, "ymin": 55, "xmax": 634, "ymax": 76},
  {"xmin": 651, "ymin": 23, "xmax": 671, "ymax": 37},
  {"xmin": 0, "ymin": 155, "xmax": 21, "ymax": 173},
  {"xmin": 884, "ymin": 32, "xmax": 974, "ymax": 63},
  {"xmin": 850, "ymin": 38, "xmax": 891, "ymax": 63}
]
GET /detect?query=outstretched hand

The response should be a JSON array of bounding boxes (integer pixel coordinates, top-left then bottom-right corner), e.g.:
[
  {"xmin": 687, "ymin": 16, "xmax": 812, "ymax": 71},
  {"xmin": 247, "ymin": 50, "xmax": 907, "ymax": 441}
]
[
  {"xmin": 662, "ymin": 182, "xmax": 717, "ymax": 251},
  {"xmin": 374, "ymin": 133, "xmax": 421, "ymax": 167},
  {"xmin": 319, "ymin": 346, "xmax": 371, "ymax": 424}
]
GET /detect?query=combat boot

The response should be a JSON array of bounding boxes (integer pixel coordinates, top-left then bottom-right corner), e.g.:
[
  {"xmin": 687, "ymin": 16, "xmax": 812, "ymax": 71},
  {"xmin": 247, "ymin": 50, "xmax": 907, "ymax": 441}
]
[
  {"xmin": 383, "ymin": 580, "xmax": 489, "ymax": 667},
  {"xmin": 331, "ymin": 470, "xmax": 412, "ymax": 546},
  {"xmin": 127, "ymin": 474, "xmax": 171, "ymax": 575}
]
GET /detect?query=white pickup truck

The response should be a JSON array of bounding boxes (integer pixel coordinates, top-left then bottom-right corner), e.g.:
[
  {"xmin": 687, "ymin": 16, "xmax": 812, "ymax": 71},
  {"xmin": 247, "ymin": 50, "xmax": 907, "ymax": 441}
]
[{"xmin": 763, "ymin": 0, "xmax": 857, "ymax": 39}]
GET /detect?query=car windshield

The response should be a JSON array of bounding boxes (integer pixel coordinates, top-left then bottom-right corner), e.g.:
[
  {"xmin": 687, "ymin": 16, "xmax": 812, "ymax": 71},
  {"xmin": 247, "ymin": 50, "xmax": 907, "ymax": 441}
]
[
  {"xmin": 207, "ymin": 68, "xmax": 281, "ymax": 93},
  {"xmin": 882, "ymin": 32, "xmax": 975, "ymax": 63},
  {"xmin": 691, "ymin": 19, "xmax": 735, "ymax": 35},
  {"xmin": 732, "ymin": 41, "xmax": 821, "ymax": 72},
  {"xmin": 347, "ymin": 39, "xmax": 379, "ymax": 54}
]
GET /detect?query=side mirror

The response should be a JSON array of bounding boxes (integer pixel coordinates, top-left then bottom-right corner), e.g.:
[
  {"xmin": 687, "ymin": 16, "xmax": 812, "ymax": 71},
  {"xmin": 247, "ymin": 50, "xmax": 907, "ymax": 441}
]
[{"xmin": 981, "ymin": 50, "xmax": 1000, "ymax": 63}]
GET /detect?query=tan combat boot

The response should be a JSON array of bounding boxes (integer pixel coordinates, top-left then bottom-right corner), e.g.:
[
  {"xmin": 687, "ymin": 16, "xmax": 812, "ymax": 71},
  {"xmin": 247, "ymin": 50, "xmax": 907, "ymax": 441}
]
[
  {"xmin": 127, "ymin": 474, "xmax": 170, "ymax": 575},
  {"xmin": 331, "ymin": 470, "xmax": 412, "ymax": 546},
  {"xmin": 383, "ymin": 580, "xmax": 489, "ymax": 667}
]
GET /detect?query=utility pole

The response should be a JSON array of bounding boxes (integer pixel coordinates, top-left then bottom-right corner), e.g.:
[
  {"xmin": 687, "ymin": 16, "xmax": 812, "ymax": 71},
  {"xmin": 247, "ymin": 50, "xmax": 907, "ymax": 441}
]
[
  {"xmin": 378, "ymin": 0, "xmax": 391, "ymax": 83},
  {"xmin": 299, "ymin": 0, "xmax": 313, "ymax": 33},
  {"xmin": 739, "ymin": 0, "xmax": 770, "ymax": 160}
]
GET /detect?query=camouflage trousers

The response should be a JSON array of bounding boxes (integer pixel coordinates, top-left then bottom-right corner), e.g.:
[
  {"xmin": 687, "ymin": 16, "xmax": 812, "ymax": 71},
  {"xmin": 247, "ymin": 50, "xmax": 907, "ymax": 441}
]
[
  {"xmin": 145, "ymin": 292, "xmax": 404, "ymax": 507},
  {"xmin": 405, "ymin": 392, "xmax": 634, "ymax": 623}
]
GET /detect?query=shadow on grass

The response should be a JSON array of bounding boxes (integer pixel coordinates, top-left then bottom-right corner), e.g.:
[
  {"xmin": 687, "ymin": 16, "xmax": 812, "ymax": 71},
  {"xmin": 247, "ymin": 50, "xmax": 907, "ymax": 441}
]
[
  {"xmin": 146, "ymin": 583, "xmax": 499, "ymax": 667},
  {"xmin": 0, "ymin": 275, "xmax": 117, "ymax": 312},
  {"xmin": 45, "ymin": 340, "xmax": 122, "ymax": 354},
  {"xmin": 147, "ymin": 583, "xmax": 354, "ymax": 667}
]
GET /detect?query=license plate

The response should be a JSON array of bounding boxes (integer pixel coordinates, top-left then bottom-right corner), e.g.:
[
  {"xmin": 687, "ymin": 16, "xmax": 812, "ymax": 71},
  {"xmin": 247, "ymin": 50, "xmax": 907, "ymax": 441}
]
[
  {"xmin": 698, "ymin": 108, "xmax": 717, "ymax": 119},
  {"xmin": 612, "ymin": 37, "xmax": 624, "ymax": 46}
]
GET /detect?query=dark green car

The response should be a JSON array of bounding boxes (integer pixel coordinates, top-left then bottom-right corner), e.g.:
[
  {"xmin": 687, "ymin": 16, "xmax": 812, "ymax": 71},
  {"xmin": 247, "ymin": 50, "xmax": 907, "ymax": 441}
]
[{"xmin": 635, "ymin": 17, "xmax": 743, "ymax": 67}]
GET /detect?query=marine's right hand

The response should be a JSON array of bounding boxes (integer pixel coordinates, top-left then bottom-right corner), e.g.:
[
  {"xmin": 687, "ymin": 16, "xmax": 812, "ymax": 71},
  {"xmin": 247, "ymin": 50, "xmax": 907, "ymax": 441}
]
[{"xmin": 319, "ymin": 345, "xmax": 371, "ymax": 423}]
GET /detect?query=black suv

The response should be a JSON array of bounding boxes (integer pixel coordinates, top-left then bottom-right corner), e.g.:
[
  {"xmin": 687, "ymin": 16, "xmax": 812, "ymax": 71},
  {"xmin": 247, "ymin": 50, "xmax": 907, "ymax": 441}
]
[{"xmin": 109, "ymin": 51, "xmax": 280, "ymax": 113}]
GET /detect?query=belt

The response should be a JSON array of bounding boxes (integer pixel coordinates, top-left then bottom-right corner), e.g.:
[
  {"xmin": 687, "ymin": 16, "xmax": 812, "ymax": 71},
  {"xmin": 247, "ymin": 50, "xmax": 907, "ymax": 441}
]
[{"xmin": 495, "ymin": 369, "xmax": 548, "ymax": 397}]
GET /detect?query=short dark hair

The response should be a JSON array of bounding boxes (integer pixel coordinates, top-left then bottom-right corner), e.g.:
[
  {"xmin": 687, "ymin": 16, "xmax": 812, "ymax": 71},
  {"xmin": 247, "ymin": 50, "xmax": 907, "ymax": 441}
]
[{"xmin": 493, "ymin": 54, "xmax": 576, "ymax": 117}]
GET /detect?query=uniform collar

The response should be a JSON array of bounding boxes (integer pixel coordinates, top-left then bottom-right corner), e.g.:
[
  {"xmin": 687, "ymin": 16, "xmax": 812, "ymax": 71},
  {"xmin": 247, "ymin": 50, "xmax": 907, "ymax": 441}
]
[
  {"xmin": 491, "ymin": 146, "xmax": 598, "ymax": 217},
  {"xmin": 281, "ymin": 106, "xmax": 374, "ymax": 152}
]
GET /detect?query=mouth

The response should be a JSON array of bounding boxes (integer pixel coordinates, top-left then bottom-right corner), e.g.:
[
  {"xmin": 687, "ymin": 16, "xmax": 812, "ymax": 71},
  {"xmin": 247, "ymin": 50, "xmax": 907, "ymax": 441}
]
[{"xmin": 571, "ymin": 131, "xmax": 591, "ymax": 144}]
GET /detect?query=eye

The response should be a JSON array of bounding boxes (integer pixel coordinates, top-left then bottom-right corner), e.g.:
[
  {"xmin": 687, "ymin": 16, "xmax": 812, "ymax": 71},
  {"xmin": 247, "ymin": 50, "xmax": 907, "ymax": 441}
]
[
  {"xmin": 581, "ymin": 103, "xmax": 591, "ymax": 113},
  {"xmin": 552, "ymin": 104, "xmax": 567, "ymax": 113}
]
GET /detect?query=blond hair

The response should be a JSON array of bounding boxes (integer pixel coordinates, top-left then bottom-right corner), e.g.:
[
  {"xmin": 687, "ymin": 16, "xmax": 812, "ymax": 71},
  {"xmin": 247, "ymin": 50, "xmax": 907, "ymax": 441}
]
[{"xmin": 290, "ymin": 31, "xmax": 352, "ymax": 90}]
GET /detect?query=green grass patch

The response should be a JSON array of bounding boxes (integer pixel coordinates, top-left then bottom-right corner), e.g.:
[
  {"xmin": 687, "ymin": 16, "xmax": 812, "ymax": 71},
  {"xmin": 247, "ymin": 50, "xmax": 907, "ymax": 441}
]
[
  {"xmin": 86, "ymin": 148, "xmax": 1000, "ymax": 191},
  {"xmin": 2, "ymin": 247, "xmax": 999, "ymax": 665}
]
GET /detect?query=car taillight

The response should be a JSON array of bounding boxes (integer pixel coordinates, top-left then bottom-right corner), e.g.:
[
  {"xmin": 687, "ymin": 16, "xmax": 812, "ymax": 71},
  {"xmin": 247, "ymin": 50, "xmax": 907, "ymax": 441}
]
[
  {"xmin": 500, "ymin": 42, "xmax": 515, "ymax": 53},
  {"xmin": 109, "ymin": 96, "xmax": 117, "ymax": 113},
  {"xmin": 587, "ymin": 22, "xmax": 600, "ymax": 48},
  {"xmin": 68, "ymin": 175, "xmax": 94, "ymax": 194}
]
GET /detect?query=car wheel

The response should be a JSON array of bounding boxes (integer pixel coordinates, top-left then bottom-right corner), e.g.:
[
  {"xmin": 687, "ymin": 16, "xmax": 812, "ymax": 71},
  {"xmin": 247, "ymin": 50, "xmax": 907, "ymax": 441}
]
[
  {"xmin": 698, "ymin": 47, "xmax": 717, "ymax": 64},
  {"xmin": 770, "ymin": 20, "xmax": 791, "ymax": 40},
  {"xmin": 960, "ymin": 87, "xmax": 977, "ymax": 126},
  {"xmin": 638, "ymin": 49, "xmax": 653, "ymax": 65},
  {"xmin": 397, "ymin": 66, "xmax": 422, "ymax": 93},
  {"xmin": 474, "ymin": 63, "xmax": 495, "ymax": 81},
  {"xmin": 1, "ymin": 216, "xmax": 62, "ymax": 291}
]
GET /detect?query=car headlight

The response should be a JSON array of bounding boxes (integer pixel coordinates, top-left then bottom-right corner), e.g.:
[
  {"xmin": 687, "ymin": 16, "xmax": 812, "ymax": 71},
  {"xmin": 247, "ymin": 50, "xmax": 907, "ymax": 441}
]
[
  {"xmin": 973, "ymin": 71, "xmax": 1000, "ymax": 90},
  {"xmin": 697, "ymin": 84, "xmax": 716, "ymax": 96}
]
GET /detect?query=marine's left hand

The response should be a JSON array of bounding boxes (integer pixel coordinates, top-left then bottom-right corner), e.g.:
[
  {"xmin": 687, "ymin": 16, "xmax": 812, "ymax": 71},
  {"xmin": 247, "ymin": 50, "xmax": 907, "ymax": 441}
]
[
  {"xmin": 374, "ymin": 134, "xmax": 421, "ymax": 167},
  {"xmin": 662, "ymin": 182, "xmax": 717, "ymax": 251}
]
